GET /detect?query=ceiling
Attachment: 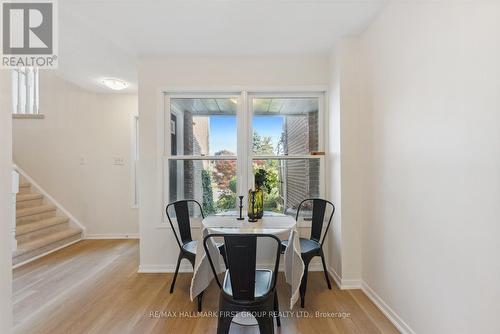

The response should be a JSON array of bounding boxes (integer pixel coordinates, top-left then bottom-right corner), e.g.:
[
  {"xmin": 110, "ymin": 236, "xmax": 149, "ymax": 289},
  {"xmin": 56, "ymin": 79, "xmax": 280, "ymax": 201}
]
[
  {"xmin": 57, "ymin": 0, "xmax": 386, "ymax": 93},
  {"xmin": 171, "ymin": 97, "xmax": 318, "ymax": 115}
]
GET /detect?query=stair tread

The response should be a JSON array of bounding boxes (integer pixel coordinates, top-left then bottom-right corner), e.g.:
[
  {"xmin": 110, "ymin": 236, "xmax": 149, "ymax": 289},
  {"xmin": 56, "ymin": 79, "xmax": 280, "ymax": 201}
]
[
  {"xmin": 17, "ymin": 204, "xmax": 56, "ymax": 218},
  {"xmin": 17, "ymin": 193, "xmax": 43, "ymax": 202},
  {"xmin": 16, "ymin": 216, "xmax": 69, "ymax": 236},
  {"xmin": 14, "ymin": 227, "xmax": 83, "ymax": 257},
  {"xmin": 19, "ymin": 182, "xmax": 31, "ymax": 188}
]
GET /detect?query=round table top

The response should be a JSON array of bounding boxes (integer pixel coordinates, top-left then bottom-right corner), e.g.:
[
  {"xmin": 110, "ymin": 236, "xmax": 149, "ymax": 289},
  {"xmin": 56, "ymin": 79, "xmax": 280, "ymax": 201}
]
[{"xmin": 202, "ymin": 212, "xmax": 296, "ymax": 235}]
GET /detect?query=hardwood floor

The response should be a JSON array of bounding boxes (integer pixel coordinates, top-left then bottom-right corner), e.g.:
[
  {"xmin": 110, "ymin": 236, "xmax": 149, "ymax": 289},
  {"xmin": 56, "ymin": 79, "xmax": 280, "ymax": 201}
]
[{"xmin": 13, "ymin": 240, "xmax": 399, "ymax": 334}]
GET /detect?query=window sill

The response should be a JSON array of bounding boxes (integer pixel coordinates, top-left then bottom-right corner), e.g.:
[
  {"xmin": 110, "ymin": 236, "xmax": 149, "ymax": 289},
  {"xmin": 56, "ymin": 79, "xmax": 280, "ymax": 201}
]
[{"xmin": 13, "ymin": 114, "xmax": 45, "ymax": 119}]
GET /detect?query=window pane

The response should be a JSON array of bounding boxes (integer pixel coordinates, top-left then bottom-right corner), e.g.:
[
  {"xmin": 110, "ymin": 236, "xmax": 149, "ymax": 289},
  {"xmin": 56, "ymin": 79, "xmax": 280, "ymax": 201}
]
[
  {"xmin": 168, "ymin": 159, "xmax": 237, "ymax": 215},
  {"xmin": 252, "ymin": 158, "xmax": 320, "ymax": 215},
  {"xmin": 170, "ymin": 98, "xmax": 237, "ymax": 156},
  {"xmin": 252, "ymin": 97, "xmax": 319, "ymax": 156}
]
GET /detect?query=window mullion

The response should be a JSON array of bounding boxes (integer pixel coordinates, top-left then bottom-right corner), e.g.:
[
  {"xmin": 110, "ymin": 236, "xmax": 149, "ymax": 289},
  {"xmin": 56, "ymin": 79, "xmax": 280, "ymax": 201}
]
[
  {"xmin": 237, "ymin": 91, "xmax": 248, "ymax": 204},
  {"xmin": 246, "ymin": 92, "xmax": 254, "ymax": 193}
]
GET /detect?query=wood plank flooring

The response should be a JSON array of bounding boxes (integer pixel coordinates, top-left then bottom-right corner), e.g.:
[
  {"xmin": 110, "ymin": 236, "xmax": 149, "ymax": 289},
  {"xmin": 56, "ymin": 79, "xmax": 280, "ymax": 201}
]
[{"xmin": 13, "ymin": 240, "xmax": 399, "ymax": 334}]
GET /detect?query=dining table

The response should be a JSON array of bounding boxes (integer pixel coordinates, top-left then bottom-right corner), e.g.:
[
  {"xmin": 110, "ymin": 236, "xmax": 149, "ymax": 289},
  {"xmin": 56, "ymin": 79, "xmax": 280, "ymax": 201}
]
[{"xmin": 189, "ymin": 211, "xmax": 305, "ymax": 325}]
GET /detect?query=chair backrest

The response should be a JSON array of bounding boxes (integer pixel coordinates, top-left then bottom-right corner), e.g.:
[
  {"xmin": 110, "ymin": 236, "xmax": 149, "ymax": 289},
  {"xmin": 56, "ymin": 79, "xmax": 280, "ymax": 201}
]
[
  {"xmin": 166, "ymin": 200, "xmax": 204, "ymax": 248},
  {"xmin": 203, "ymin": 233, "xmax": 281, "ymax": 301},
  {"xmin": 295, "ymin": 198, "xmax": 335, "ymax": 246}
]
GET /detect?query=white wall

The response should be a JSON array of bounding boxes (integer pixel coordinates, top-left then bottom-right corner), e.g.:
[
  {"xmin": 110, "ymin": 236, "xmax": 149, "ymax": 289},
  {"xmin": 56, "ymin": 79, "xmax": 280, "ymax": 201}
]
[
  {"xmin": 328, "ymin": 39, "xmax": 366, "ymax": 285},
  {"xmin": 357, "ymin": 2, "xmax": 500, "ymax": 333},
  {"xmin": 138, "ymin": 56, "xmax": 330, "ymax": 270},
  {"xmin": 0, "ymin": 72, "xmax": 13, "ymax": 333},
  {"xmin": 13, "ymin": 71, "xmax": 139, "ymax": 237}
]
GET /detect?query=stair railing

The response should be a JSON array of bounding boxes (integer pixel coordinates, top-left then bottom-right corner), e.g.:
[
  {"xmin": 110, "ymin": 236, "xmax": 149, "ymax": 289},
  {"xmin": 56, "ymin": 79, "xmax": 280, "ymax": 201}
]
[{"xmin": 11, "ymin": 168, "xmax": 19, "ymax": 251}]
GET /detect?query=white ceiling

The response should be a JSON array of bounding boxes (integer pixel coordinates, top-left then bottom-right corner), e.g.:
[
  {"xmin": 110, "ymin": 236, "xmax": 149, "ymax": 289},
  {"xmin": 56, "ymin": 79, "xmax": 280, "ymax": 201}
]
[{"xmin": 57, "ymin": 0, "xmax": 386, "ymax": 93}]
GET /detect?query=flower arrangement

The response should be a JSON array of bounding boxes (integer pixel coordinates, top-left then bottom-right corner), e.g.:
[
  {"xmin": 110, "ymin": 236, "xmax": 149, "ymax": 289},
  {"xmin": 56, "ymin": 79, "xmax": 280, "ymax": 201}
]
[{"xmin": 254, "ymin": 168, "xmax": 272, "ymax": 193}]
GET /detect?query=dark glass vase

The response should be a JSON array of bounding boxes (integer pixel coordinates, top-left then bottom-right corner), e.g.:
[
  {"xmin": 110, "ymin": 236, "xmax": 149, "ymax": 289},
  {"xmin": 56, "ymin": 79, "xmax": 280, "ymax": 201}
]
[{"xmin": 248, "ymin": 188, "xmax": 264, "ymax": 220}]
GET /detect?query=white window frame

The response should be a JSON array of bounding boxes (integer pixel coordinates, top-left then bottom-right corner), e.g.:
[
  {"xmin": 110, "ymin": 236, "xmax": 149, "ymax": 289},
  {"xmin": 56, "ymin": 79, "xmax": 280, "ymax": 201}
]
[
  {"xmin": 163, "ymin": 93, "xmax": 241, "ymax": 212},
  {"xmin": 246, "ymin": 92, "xmax": 326, "ymax": 209},
  {"xmin": 158, "ymin": 88, "xmax": 327, "ymax": 225}
]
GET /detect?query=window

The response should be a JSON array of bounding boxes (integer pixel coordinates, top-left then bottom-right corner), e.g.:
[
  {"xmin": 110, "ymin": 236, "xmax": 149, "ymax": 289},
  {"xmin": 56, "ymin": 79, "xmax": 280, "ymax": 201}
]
[
  {"xmin": 250, "ymin": 95, "xmax": 323, "ymax": 215},
  {"xmin": 167, "ymin": 96, "xmax": 239, "ymax": 215},
  {"xmin": 163, "ymin": 92, "xmax": 325, "ymax": 217},
  {"xmin": 12, "ymin": 67, "xmax": 40, "ymax": 115}
]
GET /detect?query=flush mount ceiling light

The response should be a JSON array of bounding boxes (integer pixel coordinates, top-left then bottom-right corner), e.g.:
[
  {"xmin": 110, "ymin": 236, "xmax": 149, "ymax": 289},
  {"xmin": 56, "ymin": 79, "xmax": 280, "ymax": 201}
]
[{"xmin": 101, "ymin": 78, "xmax": 128, "ymax": 91}]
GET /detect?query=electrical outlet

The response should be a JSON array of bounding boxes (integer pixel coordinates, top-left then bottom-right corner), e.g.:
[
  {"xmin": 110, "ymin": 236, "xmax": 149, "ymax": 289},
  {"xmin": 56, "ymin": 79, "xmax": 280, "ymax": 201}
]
[
  {"xmin": 79, "ymin": 155, "xmax": 86, "ymax": 165},
  {"xmin": 113, "ymin": 157, "xmax": 125, "ymax": 166}
]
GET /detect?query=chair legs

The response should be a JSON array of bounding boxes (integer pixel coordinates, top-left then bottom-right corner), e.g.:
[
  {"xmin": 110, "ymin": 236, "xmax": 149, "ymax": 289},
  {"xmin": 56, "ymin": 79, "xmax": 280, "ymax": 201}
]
[
  {"xmin": 299, "ymin": 258, "xmax": 310, "ymax": 308},
  {"xmin": 273, "ymin": 290, "xmax": 281, "ymax": 327},
  {"xmin": 300, "ymin": 250, "xmax": 332, "ymax": 308},
  {"xmin": 216, "ymin": 311, "xmax": 233, "ymax": 334},
  {"xmin": 170, "ymin": 251, "xmax": 203, "ymax": 312},
  {"xmin": 170, "ymin": 252, "xmax": 183, "ymax": 294},
  {"xmin": 320, "ymin": 251, "xmax": 332, "ymax": 290},
  {"xmin": 187, "ymin": 256, "xmax": 204, "ymax": 312},
  {"xmin": 217, "ymin": 292, "xmax": 278, "ymax": 334},
  {"xmin": 197, "ymin": 291, "xmax": 203, "ymax": 312},
  {"xmin": 217, "ymin": 309, "xmax": 275, "ymax": 334},
  {"xmin": 256, "ymin": 315, "xmax": 275, "ymax": 334}
]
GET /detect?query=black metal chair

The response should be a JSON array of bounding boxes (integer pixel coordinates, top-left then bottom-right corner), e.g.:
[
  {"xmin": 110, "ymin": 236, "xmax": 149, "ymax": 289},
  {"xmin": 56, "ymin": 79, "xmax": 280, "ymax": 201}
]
[
  {"xmin": 166, "ymin": 199, "xmax": 226, "ymax": 312},
  {"xmin": 204, "ymin": 233, "xmax": 282, "ymax": 334},
  {"xmin": 281, "ymin": 198, "xmax": 335, "ymax": 308}
]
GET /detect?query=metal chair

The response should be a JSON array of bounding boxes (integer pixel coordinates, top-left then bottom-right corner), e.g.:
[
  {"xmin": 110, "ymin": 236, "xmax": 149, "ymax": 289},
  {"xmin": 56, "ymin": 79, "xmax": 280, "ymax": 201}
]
[
  {"xmin": 281, "ymin": 198, "xmax": 335, "ymax": 308},
  {"xmin": 166, "ymin": 199, "xmax": 226, "ymax": 312},
  {"xmin": 204, "ymin": 233, "xmax": 282, "ymax": 334}
]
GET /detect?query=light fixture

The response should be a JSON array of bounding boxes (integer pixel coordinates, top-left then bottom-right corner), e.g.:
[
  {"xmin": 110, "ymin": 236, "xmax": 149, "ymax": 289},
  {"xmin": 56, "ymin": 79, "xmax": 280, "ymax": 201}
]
[{"xmin": 101, "ymin": 78, "xmax": 129, "ymax": 91}]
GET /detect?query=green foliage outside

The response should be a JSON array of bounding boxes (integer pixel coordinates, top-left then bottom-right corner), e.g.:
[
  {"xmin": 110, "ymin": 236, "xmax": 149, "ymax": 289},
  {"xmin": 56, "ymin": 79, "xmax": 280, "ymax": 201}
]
[
  {"xmin": 201, "ymin": 169, "xmax": 216, "ymax": 214},
  {"xmin": 253, "ymin": 159, "xmax": 282, "ymax": 213},
  {"xmin": 203, "ymin": 131, "xmax": 283, "ymax": 214},
  {"xmin": 252, "ymin": 132, "xmax": 283, "ymax": 212},
  {"xmin": 253, "ymin": 132, "xmax": 274, "ymax": 155},
  {"xmin": 215, "ymin": 175, "xmax": 238, "ymax": 212}
]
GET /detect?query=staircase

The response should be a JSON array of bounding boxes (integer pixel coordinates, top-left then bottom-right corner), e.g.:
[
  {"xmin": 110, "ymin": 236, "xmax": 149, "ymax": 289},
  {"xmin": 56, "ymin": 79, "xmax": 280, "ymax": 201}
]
[{"xmin": 13, "ymin": 177, "xmax": 83, "ymax": 266}]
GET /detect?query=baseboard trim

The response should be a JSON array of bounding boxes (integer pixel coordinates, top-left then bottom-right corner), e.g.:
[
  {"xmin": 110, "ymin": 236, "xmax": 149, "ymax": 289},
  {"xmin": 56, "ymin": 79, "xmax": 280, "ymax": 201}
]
[
  {"xmin": 327, "ymin": 267, "xmax": 414, "ymax": 334},
  {"xmin": 328, "ymin": 266, "xmax": 362, "ymax": 290},
  {"xmin": 13, "ymin": 238, "xmax": 82, "ymax": 269},
  {"xmin": 341, "ymin": 278, "xmax": 363, "ymax": 289},
  {"xmin": 138, "ymin": 264, "xmax": 193, "ymax": 273},
  {"xmin": 361, "ymin": 282, "xmax": 415, "ymax": 334},
  {"xmin": 328, "ymin": 266, "xmax": 342, "ymax": 288},
  {"xmin": 85, "ymin": 234, "xmax": 139, "ymax": 240}
]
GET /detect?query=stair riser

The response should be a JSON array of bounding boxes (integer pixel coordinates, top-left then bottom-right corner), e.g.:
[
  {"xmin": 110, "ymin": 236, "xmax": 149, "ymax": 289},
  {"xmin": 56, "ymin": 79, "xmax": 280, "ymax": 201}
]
[
  {"xmin": 16, "ymin": 198, "xmax": 44, "ymax": 209},
  {"xmin": 13, "ymin": 233, "xmax": 82, "ymax": 266},
  {"xmin": 17, "ymin": 211, "xmax": 56, "ymax": 225},
  {"xmin": 18, "ymin": 186, "xmax": 31, "ymax": 194},
  {"xmin": 16, "ymin": 217, "xmax": 69, "ymax": 237},
  {"xmin": 17, "ymin": 222, "xmax": 71, "ymax": 243}
]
